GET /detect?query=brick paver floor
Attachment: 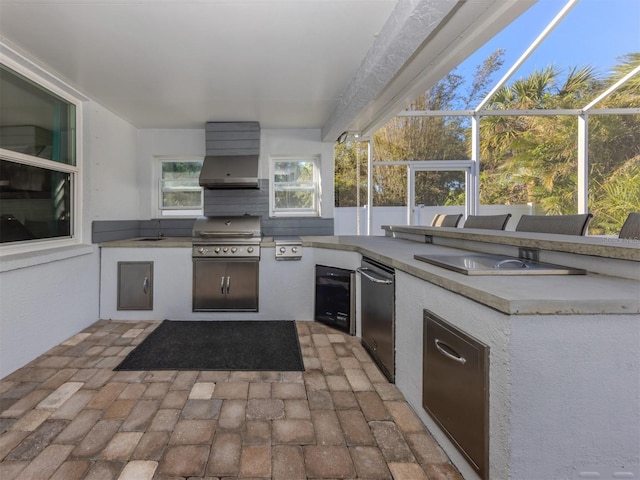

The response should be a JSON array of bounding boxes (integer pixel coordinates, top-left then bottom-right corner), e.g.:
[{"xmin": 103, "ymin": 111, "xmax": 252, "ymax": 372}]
[{"xmin": 0, "ymin": 320, "xmax": 463, "ymax": 479}]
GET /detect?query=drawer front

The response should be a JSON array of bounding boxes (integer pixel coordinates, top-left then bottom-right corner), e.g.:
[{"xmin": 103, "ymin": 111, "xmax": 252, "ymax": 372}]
[{"xmin": 423, "ymin": 310, "xmax": 489, "ymax": 479}]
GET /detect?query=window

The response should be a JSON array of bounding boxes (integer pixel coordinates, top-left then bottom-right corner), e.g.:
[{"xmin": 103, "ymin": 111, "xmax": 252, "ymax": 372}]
[
  {"xmin": 0, "ymin": 63, "xmax": 78, "ymax": 246},
  {"xmin": 159, "ymin": 158, "xmax": 203, "ymax": 216},
  {"xmin": 271, "ymin": 156, "xmax": 320, "ymax": 216}
]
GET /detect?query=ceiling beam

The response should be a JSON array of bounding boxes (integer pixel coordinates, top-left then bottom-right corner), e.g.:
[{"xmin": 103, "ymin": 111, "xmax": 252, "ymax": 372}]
[
  {"xmin": 321, "ymin": 0, "xmax": 462, "ymax": 142},
  {"xmin": 322, "ymin": 0, "xmax": 537, "ymax": 142}
]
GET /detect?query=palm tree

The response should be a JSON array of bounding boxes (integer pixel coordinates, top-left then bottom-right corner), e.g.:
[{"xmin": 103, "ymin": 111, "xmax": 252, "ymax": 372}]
[{"xmin": 479, "ymin": 66, "xmax": 600, "ymax": 212}]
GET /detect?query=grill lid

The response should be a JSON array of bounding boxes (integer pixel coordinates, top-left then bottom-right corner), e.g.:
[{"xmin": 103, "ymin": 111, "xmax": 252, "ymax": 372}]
[{"xmin": 192, "ymin": 215, "xmax": 262, "ymax": 241}]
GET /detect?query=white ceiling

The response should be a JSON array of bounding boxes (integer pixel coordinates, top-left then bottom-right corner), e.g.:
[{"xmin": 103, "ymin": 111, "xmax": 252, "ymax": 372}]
[{"xmin": 0, "ymin": 0, "xmax": 535, "ymax": 140}]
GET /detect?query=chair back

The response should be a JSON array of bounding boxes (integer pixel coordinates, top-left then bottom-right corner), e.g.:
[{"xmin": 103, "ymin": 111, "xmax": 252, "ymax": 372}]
[
  {"xmin": 619, "ymin": 212, "xmax": 640, "ymax": 240},
  {"xmin": 432, "ymin": 213, "xmax": 463, "ymax": 227},
  {"xmin": 515, "ymin": 213, "xmax": 593, "ymax": 236},
  {"xmin": 463, "ymin": 214, "xmax": 512, "ymax": 230}
]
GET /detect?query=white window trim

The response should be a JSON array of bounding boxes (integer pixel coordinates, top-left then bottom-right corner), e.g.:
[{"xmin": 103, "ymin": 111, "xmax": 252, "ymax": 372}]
[
  {"xmin": 152, "ymin": 155, "xmax": 204, "ymax": 218},
  {"xmin": 0, "ymin": 50, "xmax": 84, "ymax": 257},
  {"xmin": 269, "ymin": 155, "xmax": 321, "ymax": 217}
]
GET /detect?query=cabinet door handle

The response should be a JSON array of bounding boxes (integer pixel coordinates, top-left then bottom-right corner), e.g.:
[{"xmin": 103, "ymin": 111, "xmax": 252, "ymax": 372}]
[
  {"xmin": 220, "ymin": 276, "xmax": 225, "ymax": 294},
  {"xmin": 435, "ymin": 339, "xmax": 466, "ymax": 364},
  {"xmin": 226, "ymin": 276, "xmax": 231, "ymax": 294},
  {"xmin": 356, "ymin": 267, "xmax": 393, "ymax": 284},
  {"xmin": 143, "ymin": 276, "xmax": 149, "ymax": 295}
]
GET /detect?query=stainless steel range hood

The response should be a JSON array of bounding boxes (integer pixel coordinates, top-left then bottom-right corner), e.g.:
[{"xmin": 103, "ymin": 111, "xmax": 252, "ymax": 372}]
[
  {"xmin": 200, "ymin": 121, "xmax": 260, "ymax": 189},
  {"xmin": 199, "ymin": 154, "xmax": 259, "ymax": 189}
]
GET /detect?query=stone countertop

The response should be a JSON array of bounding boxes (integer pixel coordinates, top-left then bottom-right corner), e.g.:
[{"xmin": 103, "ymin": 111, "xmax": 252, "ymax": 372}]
[
  {"xmin": 301, "ymin": 235, "xmax": 640, "ymax": 315},
  {"xmin": 100, "ymin": 235, "xmax": 640, "ymax": 315},
  {"xmin": 382, "ymin": 224, "xmax": 640, "ymax": 261}
]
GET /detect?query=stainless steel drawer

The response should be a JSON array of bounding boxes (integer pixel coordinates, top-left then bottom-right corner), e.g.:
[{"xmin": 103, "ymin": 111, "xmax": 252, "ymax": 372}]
[{"xmin": 423, "ymin": 310, "xmax": 489, "ymax": 479}]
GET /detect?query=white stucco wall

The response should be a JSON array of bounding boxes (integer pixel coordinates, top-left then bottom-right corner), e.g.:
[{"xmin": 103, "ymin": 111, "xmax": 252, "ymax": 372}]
[
  {"xmin": 84, "ymin": 103, "xmax": 140, "ymax": 220},
  {"xmin": 0, "ymin": 249, "xmax": 99, "ymax": 377},
  {"xmin": 99, "ymin": 246, "xmax": 316, "ymax": 321},
  {"xmin": 509, "ymin": 315, "xmax": 640, "ymax": 479}
]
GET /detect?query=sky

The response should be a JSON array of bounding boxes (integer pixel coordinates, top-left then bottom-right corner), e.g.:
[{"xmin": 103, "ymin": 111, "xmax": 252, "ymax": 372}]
[{"xmin": 453, "ymin": 0, "xmax": 640, "ymax": 102}]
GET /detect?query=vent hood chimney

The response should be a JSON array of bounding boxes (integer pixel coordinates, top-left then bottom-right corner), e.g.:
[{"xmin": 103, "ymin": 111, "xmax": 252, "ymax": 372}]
[{"xmin": 200, "ymin": 122, "xmax": 260, "ymax": 189}]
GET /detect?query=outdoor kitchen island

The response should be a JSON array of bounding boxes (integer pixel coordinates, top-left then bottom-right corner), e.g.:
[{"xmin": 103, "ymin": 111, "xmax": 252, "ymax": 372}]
[{"xmin": 99, "ymin": 229, "xmax": 640, "ymax": 480}]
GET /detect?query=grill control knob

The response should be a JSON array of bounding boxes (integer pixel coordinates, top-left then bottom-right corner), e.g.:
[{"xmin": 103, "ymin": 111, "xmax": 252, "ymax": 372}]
[
  {"xmin": 214, "ymin": 247, "xmax": 220, "ymax": 254},
  {"xmin": 223, "ymin": 247, "xmax": 229, "ymax": 253},
  {"xmin": 247, "ymin": 247, "xmax": 254, "ymax": 253},
  {"xmin": 279, "ymin": 246, "xmax": 286, "ymax": 254},
  {"xmin": 198, "ymin": 247, "xmax": 205, "ymax": 254},
  {"xmin": 231, "ymin": 247, "xmax": 237, "ymax": 253},
  {"xmin": 292, "ymin": 246, "xmax": 298, "ymax": 253}
]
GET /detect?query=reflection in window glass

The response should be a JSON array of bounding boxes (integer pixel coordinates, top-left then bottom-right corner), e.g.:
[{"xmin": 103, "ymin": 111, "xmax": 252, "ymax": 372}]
[
  {"xmin": 0, "ymin": 160, "xmax": 71, "ymax": 243},
  {"xmin": 160, "ymin": 160, "xmax": 203, "ymax": 216},
  {"xmin": 0, "ymin": 65, "xmax": 76, "ymax": 165},
  {"xmin": 272, "ymin": 158, "xmax": 319, "ymax": 215}
]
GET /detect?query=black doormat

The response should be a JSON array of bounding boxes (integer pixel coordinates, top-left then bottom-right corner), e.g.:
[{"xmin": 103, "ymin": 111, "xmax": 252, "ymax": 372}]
[{"xmin": 115, "ymin": 320, "xmax": 304, "ymax": 371}]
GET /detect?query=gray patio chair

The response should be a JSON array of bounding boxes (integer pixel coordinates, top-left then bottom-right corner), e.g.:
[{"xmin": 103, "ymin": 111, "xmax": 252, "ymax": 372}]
[
  {"xmin": 618, "ymin": 212, "xmax": 640, "ymax": 240},
  {"xmin": 515, "ymin": 213, "xmax": 593, "ymax": 236},
  {"xmin": 431, "ymin": 213, "xmax": 463, "ymax": 227},
  {"xmin": 462, "ymin": 214, "xmax": 512, "ymax": 230}
]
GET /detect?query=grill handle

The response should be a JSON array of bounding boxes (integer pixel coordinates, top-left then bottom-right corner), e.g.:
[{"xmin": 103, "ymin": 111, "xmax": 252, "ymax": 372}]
[
  {"xmin": 197, "ymin": 231, "xmax": 256, "ymax": 238},
  {"xmin": 220, "ymin": 276, "xmax": 225, "ymax": 294},
  {"xmin": 357, "ymin": 267, "xmax": 393, "ymax": 284},
  {"xmin": 226, "ymin": 276, "xmax": 231, "ymax": 294}
]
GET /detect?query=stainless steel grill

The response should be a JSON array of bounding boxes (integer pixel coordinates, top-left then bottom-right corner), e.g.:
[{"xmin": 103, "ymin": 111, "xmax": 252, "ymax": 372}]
[
  {"xmin": 191, "ymin": 215, "xmax": 262, "ymax": 312},
  {"xmin": 192, "ymin": 215, "xmax": 262, "ymax": 258}
]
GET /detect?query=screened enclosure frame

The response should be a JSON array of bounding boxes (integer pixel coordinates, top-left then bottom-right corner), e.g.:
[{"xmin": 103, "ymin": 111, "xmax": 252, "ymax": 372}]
[{"xmin": 353, "ymin": 0, "xmax": 640, "ymax": 234}]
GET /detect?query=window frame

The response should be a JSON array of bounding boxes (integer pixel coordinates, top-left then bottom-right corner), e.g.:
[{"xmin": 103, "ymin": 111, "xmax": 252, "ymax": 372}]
[
  {"xmin": 0, "ymin": 54, "xmax": 82, "ymax": 256},
  {"xmin": 154, "ymin": 155, "xmax": 204, "ymax": 218},
  {"xmin": 270, "ymin": 155, "xmax": 321, "ymax": 217}
]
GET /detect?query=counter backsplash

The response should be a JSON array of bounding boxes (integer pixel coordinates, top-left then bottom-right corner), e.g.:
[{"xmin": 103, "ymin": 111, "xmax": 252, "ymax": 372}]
[{"xmin": 92, "ymin": 216, "xmax": 333, "ymax": 243}]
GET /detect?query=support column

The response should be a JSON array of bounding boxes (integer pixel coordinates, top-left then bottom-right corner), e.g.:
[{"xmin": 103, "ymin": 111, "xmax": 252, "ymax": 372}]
[
  {"xmin": 367, "ymin": 140, "xmax": 373, "ymax": 236},
  {"xmin": 577, "ymin": 114, "xmax": 589, "ymax": 214}
]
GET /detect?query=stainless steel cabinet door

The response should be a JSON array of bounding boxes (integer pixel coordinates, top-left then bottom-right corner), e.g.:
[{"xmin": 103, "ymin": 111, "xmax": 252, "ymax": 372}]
[
  {"xmin": 193, "ymin": 259, "xmax": 258, "ymax": 311},
  {"xmin": 193, "ymin": 259, "xmax": 227, "ymax": 311},
  {"xmin": 118, "ymin": 261, "xmax": 153, "ymax": 310},
  {"xmin": 224, "ymin": 261, "xmax": 258, "ymax": 311}
]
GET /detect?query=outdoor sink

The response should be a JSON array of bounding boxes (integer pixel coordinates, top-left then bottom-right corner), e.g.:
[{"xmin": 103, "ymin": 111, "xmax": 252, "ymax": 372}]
[
  {"xmin": 413, "ymin": 253, "xmax": 586, "ymax": 275},
  {"xmin": 137, "ymin": 237, "xmax": 165, "ymax": 241}
]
